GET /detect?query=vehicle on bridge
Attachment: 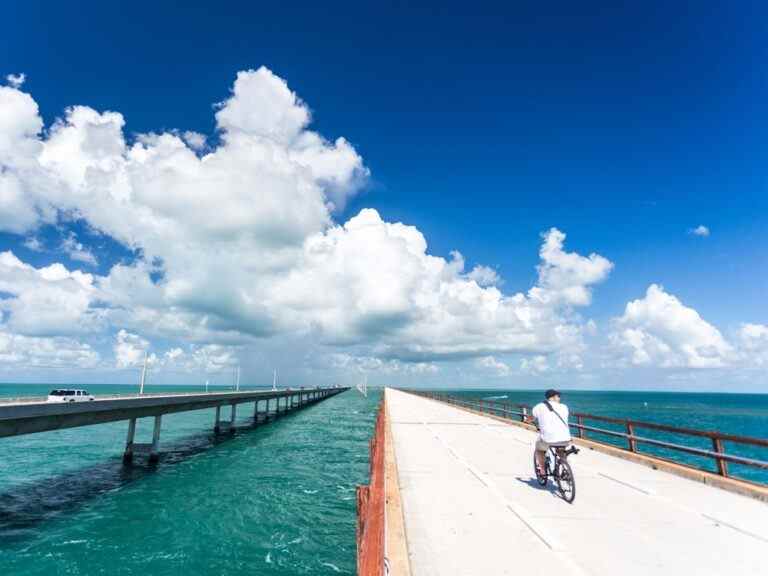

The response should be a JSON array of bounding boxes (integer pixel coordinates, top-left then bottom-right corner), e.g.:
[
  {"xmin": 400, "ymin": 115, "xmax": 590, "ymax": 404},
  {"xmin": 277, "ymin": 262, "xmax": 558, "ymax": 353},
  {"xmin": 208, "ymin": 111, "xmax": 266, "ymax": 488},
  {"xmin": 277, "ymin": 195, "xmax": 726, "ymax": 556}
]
[{"xmin": 47, "ymin": 389, "xmax": 95, "ymax": 403}]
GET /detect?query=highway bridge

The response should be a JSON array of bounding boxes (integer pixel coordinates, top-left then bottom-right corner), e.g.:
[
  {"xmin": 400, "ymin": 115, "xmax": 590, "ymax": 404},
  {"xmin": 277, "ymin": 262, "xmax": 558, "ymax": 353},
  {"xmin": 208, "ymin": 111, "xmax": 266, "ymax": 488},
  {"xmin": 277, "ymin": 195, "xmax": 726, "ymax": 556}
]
[{"xmin": 0, "ymin": 387, "xmax": 347, "ymax": 463}]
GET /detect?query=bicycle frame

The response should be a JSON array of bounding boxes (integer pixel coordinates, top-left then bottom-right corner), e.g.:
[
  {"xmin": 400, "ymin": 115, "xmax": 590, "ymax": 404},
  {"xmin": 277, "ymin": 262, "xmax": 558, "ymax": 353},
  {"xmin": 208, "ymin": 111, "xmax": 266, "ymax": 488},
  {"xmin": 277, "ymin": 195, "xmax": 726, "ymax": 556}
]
[
  {"xmin": 535, "ymin": 444, "xmax": 578, "ymax": 503},
  {"xmin": 544, "ymin": 446, "xmax": 572, "ymax": 474}
]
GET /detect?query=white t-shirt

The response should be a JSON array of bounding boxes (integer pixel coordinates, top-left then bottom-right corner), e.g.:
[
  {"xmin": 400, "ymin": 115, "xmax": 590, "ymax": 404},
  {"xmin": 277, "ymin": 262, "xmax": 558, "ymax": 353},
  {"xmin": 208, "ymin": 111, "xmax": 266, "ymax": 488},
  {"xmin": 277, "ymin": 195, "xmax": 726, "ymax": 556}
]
[{"xmin": 532, "ymin": 401, "xmax": 571, "ymax": 443}]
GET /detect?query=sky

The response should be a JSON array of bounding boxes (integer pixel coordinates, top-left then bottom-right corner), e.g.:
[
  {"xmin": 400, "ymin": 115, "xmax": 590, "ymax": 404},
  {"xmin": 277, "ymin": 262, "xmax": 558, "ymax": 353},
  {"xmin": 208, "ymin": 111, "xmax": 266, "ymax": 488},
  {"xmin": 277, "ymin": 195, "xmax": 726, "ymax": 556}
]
[{"xmin": 1, "ymin": 1, "xmax": 767, "ymax": 391}]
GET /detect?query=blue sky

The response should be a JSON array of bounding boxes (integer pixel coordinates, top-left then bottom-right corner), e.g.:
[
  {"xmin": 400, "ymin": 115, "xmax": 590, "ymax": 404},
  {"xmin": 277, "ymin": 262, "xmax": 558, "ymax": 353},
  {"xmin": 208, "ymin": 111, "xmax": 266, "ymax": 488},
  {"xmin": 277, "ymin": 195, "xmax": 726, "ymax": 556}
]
[{"xmin": 1, "ymin": 1, "xmax": 767, "ymax": 390}]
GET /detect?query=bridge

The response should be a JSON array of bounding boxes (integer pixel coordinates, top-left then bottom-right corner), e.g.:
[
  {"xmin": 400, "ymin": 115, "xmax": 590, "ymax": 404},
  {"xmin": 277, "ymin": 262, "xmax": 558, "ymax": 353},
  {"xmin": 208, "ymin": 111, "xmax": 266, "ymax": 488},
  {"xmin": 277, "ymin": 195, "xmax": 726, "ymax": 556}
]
[
  {"xmin": 0, "ymin": 387, "xmax": 347, "ymax": 463},
  {"xmin": 357, "ymin": 388, "xmax": 768, "ymax": 576}
]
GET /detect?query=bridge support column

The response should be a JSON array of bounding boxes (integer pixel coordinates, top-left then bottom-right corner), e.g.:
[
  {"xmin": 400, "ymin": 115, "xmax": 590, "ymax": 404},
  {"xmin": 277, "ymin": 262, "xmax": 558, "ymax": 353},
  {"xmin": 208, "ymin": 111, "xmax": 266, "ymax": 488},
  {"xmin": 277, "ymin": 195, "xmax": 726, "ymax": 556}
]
[
  {"xmin": 122, "ymin": 417, "xmax": 137, "ymax": 464},
  {"xmin": 230, "ymin": 404, "xmax": 237, "ymax": 432},
  {"xmin": 148, "ymin": 415, "xmax": 162, "ymax": 464},
  {"xmin": 214, "ymin": 405, "xmax": 222, "ymax": 434},
  {"xmin": 254, "ymin": 400, "xmax": 259, "ymax": 423}
]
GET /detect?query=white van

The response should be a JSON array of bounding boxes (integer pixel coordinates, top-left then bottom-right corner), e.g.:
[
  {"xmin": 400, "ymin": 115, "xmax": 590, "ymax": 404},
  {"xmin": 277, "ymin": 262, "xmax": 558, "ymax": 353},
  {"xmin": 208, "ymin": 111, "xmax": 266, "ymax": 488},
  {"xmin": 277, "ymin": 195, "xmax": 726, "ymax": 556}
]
[{"xmin": 47, "ymin": 389, "xmax": 95, "ymax": 402}]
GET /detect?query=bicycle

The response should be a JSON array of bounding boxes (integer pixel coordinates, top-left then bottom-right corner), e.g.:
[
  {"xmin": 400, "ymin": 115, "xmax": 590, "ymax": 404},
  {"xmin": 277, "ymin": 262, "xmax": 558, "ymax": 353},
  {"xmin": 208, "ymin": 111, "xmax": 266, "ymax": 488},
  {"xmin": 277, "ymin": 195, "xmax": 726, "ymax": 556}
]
[{"xmin": 533, "ymin": 445, "xmax": 579, "ymax": 503}]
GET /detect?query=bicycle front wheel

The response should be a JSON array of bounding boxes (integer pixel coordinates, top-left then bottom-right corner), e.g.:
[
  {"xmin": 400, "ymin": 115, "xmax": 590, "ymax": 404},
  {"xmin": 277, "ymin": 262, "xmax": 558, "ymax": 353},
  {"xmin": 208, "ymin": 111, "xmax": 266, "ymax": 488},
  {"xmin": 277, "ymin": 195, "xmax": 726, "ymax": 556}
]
[{"xmin": 556, "ymin": 459, "xmax": 576, "ymax": 503}]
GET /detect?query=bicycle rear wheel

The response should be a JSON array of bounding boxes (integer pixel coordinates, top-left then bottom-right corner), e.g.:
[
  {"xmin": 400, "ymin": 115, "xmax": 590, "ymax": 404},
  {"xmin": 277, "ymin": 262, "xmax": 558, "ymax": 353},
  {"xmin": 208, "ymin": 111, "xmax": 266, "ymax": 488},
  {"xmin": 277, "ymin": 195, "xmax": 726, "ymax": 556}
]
[
  {"xmin": 533, "ymin": 452, "xmax": 547, "ymax": 486},
  {"xmin": 556, "ymin": 459, "xmax": 576, "ymax": 503}
]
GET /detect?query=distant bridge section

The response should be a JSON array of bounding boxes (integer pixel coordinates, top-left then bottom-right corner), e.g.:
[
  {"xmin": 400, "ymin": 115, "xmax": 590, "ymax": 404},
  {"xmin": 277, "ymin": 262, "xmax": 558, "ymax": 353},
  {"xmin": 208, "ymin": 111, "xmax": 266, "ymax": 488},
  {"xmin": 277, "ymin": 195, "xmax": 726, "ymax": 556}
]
[{"xmin": 0, "ymin": 387, "xmax": 347, "ymax": 463}]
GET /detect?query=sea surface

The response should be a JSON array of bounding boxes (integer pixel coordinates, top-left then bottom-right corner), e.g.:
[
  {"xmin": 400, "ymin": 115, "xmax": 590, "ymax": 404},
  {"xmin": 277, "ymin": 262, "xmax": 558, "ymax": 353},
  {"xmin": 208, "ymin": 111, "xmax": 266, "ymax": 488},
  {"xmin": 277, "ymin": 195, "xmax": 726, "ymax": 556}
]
[
  {"xmin": 445, "ymin": 389, "xmax": 768, "ymax": 483},
  {"xmin": 1, "ymin": 385, "xmax": 767, "ymax": 575},
  {"xmin": 0, "ymin": 384, "xmax": 381, "ymax": 575}
]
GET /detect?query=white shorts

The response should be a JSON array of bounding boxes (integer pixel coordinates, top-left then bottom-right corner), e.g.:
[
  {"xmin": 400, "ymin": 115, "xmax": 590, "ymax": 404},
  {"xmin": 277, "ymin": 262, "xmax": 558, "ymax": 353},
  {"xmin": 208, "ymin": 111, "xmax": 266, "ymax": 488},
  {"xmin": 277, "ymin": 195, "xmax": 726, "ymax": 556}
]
[{"xmin": 535, "ymin": 438, "xmax": 570, "ymax": 452}]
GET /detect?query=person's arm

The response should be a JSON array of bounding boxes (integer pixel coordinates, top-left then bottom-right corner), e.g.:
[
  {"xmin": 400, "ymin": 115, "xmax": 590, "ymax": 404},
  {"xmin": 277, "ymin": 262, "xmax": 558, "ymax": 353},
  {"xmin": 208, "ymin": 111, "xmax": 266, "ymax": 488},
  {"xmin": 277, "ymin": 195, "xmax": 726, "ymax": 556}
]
[{"xmin": 526, "ymin": 405, "xmax": 539, "ymax": 427}]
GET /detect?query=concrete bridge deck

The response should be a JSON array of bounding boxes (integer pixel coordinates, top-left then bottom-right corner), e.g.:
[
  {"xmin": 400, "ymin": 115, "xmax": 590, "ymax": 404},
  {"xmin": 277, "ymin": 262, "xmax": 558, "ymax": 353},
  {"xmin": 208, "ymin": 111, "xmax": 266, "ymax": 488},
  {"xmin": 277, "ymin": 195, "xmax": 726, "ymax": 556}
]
[
  {"xmin": 0, "ymin": 388, "xmax": 345, "ymax": 438},
  {"xmin": 386, "ymin": 388, "xmax": 768, "ymax": 576},
  {"xmin": 0, "ymin": 388, "xmax": 347, "ymax": 439}
]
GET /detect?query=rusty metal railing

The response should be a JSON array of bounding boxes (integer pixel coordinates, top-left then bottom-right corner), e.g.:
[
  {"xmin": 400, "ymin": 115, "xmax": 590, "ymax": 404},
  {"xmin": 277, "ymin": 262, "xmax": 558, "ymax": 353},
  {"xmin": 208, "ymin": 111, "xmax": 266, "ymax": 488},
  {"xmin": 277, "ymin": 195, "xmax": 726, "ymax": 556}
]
[
  {"xmin": 357, "ymin": 399, "xmax": 386, "ymax": 576},
  {"xmin": 412, "ymin": 392, "xmax": 768, "ymax": 483}
]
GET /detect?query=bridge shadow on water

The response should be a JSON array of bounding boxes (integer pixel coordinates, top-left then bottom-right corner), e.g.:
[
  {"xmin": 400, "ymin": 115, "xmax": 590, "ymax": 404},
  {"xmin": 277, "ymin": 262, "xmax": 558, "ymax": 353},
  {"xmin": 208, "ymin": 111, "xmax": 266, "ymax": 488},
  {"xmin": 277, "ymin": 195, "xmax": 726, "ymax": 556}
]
[{"xmin": 0, "ymin": 413, "xmax": 285, "ymax": 543}]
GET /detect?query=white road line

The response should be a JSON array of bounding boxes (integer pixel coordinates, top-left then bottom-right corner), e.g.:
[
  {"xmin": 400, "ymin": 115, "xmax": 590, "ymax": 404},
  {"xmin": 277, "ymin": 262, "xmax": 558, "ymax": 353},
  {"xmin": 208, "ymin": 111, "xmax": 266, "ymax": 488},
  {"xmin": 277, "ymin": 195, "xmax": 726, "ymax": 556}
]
[
  {"xmin": 700, "ymin": 514, "xmax": 768, "ymax": 544},
  {"xmin": 420, "ymin": 419, "xmax": 592, "ymax": 576},
  {"xmin": 598, "ymin": 472, "xmax": 653, "ymax": 495}
]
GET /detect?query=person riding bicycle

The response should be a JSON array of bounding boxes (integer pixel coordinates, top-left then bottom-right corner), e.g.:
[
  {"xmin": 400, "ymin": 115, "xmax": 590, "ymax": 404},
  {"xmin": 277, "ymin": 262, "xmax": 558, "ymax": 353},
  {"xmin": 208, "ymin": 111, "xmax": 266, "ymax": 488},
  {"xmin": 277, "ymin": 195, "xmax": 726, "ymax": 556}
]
[{"xmin": 530, "ymin": 389, "xmax": 571, "ymax": 477}]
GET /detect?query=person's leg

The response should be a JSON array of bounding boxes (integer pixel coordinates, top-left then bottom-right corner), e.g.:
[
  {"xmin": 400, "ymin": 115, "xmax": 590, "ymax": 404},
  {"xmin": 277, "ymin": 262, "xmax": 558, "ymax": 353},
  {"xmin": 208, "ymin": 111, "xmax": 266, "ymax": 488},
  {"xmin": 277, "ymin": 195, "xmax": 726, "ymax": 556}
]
[{"xmin": 535, "ymin": 438, "xmax": 548, "ymax": 474}]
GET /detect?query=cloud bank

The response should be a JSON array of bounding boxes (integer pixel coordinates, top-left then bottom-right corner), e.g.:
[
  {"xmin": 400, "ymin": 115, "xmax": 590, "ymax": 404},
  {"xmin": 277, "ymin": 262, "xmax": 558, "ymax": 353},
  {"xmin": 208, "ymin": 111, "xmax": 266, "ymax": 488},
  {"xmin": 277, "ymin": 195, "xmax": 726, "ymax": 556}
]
[
  {"xmin": 0, "ymin": 67, "xmax": 617, "ymax": 376},
  {"xmin": 1, "ymin": 68, "xmax": 760, "ymax": 387}
]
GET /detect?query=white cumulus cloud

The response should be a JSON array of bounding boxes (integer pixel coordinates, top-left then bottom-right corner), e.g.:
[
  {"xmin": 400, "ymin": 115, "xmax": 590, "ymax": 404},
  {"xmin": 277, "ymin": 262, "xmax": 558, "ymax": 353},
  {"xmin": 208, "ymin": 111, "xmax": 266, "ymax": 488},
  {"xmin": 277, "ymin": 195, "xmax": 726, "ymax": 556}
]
[
  {"xmin": 114, "ymin": 329, "xmax": 151, "ymax": 369},
  {"xmin": 477, "ymin": 355, "xmax": 511, "ymax": 376},
  {"xmin": 5, "ymin": 73, "xmax": 26, "ymax": 88},
  {"xmin": 270, "ymin": 212, "xmax": 611, "ymax": 361},
  {"xmin": 736, "ymin": 323, "xmax": 768, "ymax": 367},
  {"xmin": 60, "ymin": 232, "xmax": 98, "ymax": 266},
  {"xmin": 0, "ymin": 67, "xmax": 617, "ymax": 379},
  {"xmin": 521, "ymin": 354, "xmax": 549, "ymax": 374},
  {"xmin": 0, "ymin": 330, "xmax": 99, "ymax": 369},
  {"xmin": 610, "ymin": 285, "xmax": 732, "ymax": 368},
  {"xmin": 0, "ymin": 251, "xmax": 104, "ymax": 336},
  {"xmin": 689, "ymin": 225, "xmax": 710, "ymax": 237},
  {"xmin": 531, "ymin": 228, "xmax": 613, "ymax": 306}
]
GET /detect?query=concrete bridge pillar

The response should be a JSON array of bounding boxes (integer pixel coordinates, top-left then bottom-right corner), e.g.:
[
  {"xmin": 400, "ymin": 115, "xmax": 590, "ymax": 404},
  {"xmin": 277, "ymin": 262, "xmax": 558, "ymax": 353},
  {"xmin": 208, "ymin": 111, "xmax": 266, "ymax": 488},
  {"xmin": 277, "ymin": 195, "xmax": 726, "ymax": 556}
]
[
  {"xmin": 122, "ymin": 417, "xmax": 137, "ymax": 464},
  {"xmin": 214, "ymin": 405, "xmax": 222, "ymax": 434},
  {"xmin": 230, "ymin": 404, "xmax": 237, "ymax": 432},
  {"xmin": 149, "ymin": 415, "xmax": 162, "ymax": 464}
]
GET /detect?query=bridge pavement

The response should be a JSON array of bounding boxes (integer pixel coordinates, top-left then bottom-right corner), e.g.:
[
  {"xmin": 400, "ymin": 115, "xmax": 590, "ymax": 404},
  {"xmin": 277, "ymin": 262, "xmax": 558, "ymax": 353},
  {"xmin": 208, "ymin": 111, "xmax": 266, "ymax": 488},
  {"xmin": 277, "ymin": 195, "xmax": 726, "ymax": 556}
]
[{"xmin": 386, "ymin": 388, "xmax": 767, "ymax": 576}]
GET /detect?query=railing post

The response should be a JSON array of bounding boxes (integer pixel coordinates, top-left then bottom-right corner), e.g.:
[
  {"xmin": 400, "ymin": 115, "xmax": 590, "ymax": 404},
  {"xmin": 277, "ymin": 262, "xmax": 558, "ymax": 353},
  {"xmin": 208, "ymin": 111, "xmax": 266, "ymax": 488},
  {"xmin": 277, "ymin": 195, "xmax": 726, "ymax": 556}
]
[
  {"xmin": 712, "ymin": 436, "xmax": 729, "ymax": 477},
  {"xmin": 577, "ymin": 415, "xmax": 585, "ymax": 439},
  {"xmin": 626, "ymin": 422, "xmax": 637, "ymax": 452},
  {"xmin": 521, "ymin": 406, "xmax": 527, "ymax": 423}
]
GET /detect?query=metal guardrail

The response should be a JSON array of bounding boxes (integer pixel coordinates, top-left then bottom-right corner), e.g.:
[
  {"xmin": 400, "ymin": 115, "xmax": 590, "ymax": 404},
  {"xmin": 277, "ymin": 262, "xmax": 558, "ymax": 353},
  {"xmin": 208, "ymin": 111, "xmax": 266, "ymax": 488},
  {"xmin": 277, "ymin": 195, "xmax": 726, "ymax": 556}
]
[{"xmin": 413, "ymin": 392, "xmax": 768, "ymax": 483}]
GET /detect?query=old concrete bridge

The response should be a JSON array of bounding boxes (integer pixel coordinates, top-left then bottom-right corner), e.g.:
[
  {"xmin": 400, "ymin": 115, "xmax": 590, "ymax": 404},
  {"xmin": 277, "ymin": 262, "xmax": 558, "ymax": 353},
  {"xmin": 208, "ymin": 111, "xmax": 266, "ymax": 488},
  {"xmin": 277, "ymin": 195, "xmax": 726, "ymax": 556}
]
[{"xmin": 0, "ymin": 387, "xmax": 347, "ymax": 463}]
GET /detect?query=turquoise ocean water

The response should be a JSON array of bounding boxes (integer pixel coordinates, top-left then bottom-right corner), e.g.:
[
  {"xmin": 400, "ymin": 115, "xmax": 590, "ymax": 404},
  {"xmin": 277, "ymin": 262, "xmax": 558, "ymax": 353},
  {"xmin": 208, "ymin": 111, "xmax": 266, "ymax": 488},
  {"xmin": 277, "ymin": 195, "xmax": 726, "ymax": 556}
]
[
  {"xmin": 1, "ymin": 385, "xmax": 766, "ymax": 575},
  {"xmin": 447, "ymin": 389, "xmax": 768, "ymax": 484},
  {"xmin": 0, "ymin": 384, "xmax": 381, "ymax": 575}
]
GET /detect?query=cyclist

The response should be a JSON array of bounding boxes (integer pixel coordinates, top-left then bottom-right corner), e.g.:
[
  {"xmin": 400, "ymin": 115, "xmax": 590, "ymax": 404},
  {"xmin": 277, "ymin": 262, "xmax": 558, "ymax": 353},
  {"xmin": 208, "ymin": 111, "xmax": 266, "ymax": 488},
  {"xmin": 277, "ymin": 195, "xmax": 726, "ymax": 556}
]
[{"xmin": 530, "ymin": 389, "xmax": 571, "ymax": 477}]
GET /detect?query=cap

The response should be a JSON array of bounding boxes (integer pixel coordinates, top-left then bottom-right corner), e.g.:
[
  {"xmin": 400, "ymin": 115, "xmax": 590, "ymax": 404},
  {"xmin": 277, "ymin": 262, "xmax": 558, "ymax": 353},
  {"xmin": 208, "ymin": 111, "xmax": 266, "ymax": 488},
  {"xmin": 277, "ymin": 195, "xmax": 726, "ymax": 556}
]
[{"xmin": 545, "ymin": 389, "xmax": 561, "ymax": 399}]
